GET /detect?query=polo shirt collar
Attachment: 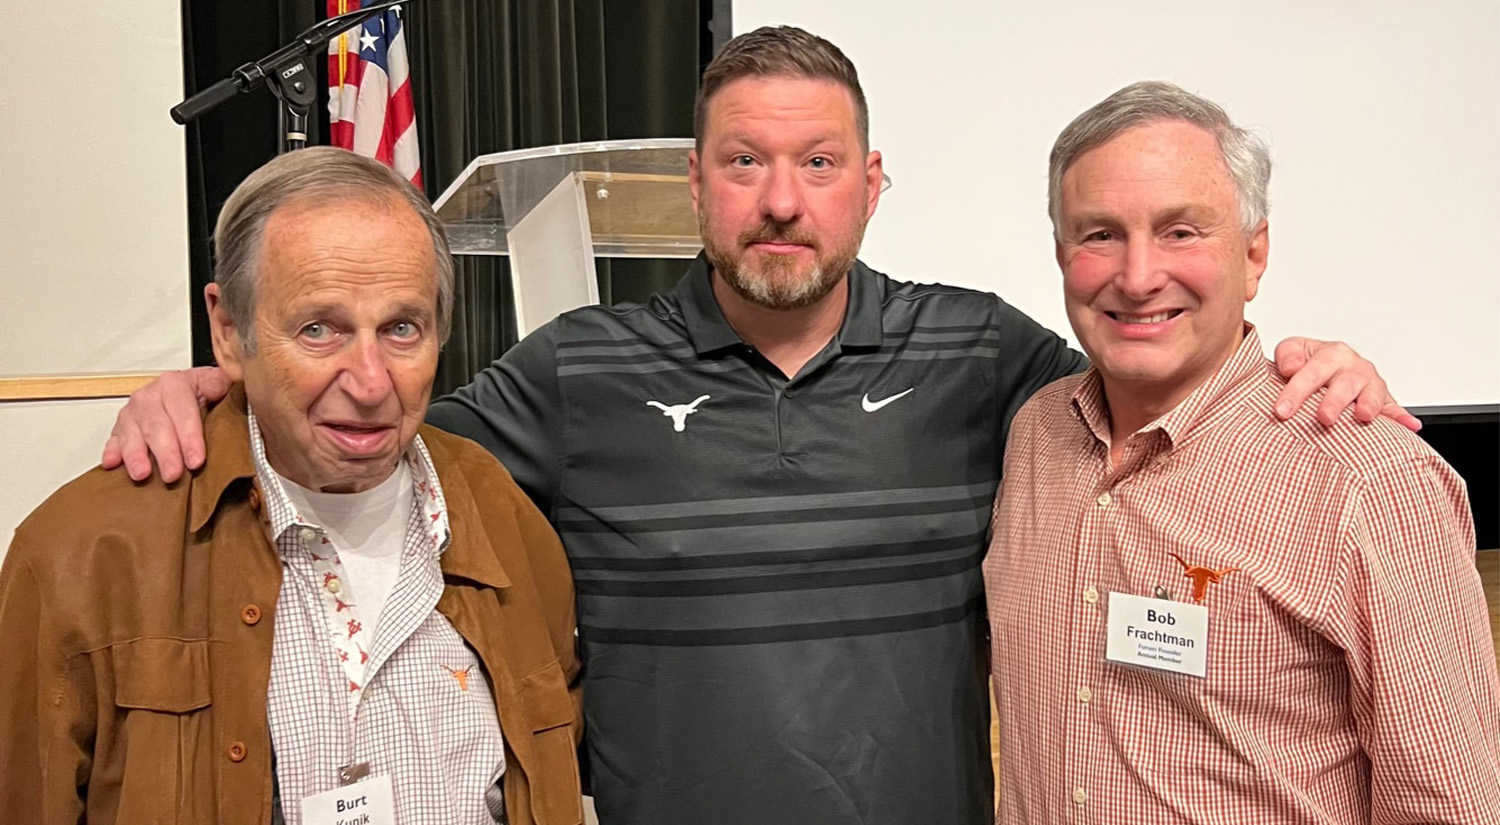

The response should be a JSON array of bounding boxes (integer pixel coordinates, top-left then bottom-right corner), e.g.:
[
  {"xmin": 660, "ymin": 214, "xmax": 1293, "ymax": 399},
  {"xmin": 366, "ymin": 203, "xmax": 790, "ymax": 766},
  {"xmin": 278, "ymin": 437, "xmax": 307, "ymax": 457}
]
[
  {"xmin": 675, "ymin": 254, "xmax": 741, "ymax": 355},
  {"xmin": 839, "ymin": 260, "xmax": 886, "ymax": 348},
  {"xmin": 674, "ymin": 252, "xmax": 886, "ymax": 355}
]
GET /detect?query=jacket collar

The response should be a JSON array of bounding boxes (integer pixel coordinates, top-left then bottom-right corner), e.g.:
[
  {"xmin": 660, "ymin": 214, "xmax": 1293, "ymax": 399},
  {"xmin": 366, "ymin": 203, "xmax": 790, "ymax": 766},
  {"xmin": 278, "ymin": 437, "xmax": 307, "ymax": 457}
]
[
  {"xmin": 188, "ymin": 389, "xmax": 512, "ymax": 592},
  {"xmin": 420, "ymin": 426, "xmax": 513, "ymax": 591},
  {"xmin": 188, "ymin": 384, "xmax": 258, "ymax": 533},
  {"xmin": 674, "ymin": 253, "xmax": 887, "ymax": 356}
]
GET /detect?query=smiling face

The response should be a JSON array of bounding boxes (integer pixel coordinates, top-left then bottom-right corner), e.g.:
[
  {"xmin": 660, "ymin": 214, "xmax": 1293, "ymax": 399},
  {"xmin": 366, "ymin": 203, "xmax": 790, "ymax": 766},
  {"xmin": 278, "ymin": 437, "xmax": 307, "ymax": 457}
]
[
  {"xmin": 688, "ymin": 75, "xmax": 883, "ymax": 310},
  {"xmin": 1056, "ymin": 119, "xmax": 1268, "ymax": 419},
  {"xmin": 208, "ymin": 196, "xmax": 440, "ymax": 493}
]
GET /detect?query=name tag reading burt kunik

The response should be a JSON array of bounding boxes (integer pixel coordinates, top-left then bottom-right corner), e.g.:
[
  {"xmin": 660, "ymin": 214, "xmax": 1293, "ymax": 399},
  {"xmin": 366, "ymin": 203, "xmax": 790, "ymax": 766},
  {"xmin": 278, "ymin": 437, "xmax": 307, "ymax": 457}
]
[
  {"xmin": 301, "ymin": 774, "xmax": 395, "ymax": 825},
  {"xmin": 1105, "ymin": 591, "xmax": 1208, "ymax": 678}
]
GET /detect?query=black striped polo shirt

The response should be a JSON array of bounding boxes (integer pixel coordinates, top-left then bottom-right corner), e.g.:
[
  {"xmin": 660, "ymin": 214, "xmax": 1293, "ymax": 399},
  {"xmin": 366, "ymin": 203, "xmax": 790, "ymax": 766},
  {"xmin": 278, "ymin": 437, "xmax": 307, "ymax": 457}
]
[{"xmin": 429, "ymin": 254, "xmax": 1085, "ymax": 825}]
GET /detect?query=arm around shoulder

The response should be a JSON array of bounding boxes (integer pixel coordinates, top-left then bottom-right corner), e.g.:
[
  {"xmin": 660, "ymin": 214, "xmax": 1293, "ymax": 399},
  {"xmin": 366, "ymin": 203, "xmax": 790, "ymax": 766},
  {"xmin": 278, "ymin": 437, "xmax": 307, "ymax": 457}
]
[
  {"xmin": 427, "ymin": 322, "xmax": 566, "ymax": 518},
  {"xmin": 991, "ymin": 295, "xmax": 1089, "ymax": 403}
]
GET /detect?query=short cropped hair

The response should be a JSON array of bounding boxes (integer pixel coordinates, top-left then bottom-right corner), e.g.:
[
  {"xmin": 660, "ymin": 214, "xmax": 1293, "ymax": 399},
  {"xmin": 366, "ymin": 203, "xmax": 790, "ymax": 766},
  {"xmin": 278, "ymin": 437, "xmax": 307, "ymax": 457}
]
[
  {"xmin": 694, "ymin": 25, "xmax": 869, "ymax": 150},
  {"xmin": 1048, "ymin": 81, "xmax": 1272, "ymax": 237},
  {"xmin": 212, "ymin": 146, "xmax": 455, "ymax": 352}
]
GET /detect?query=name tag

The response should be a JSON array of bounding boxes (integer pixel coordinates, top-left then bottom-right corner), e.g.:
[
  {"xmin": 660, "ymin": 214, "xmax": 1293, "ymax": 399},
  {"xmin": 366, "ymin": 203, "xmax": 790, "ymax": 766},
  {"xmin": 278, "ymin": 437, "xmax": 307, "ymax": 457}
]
[
  {"xmin": 301, "ymin": 774, "xmax": 395, "ymax": 825},
  {"xmin": 1105, "ymin": 591, "xmax": 1208, "ymax": 678}
]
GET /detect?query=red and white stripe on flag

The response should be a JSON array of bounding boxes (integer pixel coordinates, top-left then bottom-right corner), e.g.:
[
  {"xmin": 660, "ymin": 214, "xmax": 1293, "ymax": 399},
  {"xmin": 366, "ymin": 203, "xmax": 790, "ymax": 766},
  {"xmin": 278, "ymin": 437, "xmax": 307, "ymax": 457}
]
[{"xmin": 326, "ymin": 1, "xmax": 422, "ymax": 188}]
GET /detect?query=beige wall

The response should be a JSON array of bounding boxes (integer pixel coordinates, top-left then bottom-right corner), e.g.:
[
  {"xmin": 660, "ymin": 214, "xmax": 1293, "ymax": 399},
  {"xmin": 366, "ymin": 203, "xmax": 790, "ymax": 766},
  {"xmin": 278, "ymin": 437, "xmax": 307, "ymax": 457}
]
[
  {"xmin": 0, "ymin": 1, "xmax": 191, "ymax": 554},
  {"xmin": 735, "ymin": 0, "xmax": 1500, "ymax": 407}
]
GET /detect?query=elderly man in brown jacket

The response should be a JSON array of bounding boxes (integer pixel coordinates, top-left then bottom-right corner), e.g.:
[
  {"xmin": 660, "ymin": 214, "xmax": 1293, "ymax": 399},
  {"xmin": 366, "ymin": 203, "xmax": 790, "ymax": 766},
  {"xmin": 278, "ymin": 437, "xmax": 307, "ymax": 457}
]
[{"xmin": 0, "ymin": 148, "xmax": 583, "ymax": 825}]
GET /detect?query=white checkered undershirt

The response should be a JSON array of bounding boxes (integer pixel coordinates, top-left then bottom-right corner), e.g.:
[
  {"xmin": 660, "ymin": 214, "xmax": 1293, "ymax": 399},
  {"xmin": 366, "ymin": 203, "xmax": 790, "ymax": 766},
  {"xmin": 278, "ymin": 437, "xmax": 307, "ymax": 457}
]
[{"xmin": 249, "ymin": 410, "xmax": 507, "ymax": 823}]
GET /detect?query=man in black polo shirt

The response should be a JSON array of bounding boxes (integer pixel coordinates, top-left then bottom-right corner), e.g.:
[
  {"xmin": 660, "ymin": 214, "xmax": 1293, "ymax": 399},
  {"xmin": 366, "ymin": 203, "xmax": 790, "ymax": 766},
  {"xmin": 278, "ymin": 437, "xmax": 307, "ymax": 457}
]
[{"xmin": 103, "ymin": 25, "xmax": 1410, "ymax": 825}]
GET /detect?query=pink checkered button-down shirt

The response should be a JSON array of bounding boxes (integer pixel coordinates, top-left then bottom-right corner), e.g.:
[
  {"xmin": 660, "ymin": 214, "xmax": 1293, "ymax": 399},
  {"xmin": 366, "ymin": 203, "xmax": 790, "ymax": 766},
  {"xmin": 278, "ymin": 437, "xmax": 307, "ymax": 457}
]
[{"xmin": 985, "ymin": 328, "xmax": 1500, "ymax": 824}]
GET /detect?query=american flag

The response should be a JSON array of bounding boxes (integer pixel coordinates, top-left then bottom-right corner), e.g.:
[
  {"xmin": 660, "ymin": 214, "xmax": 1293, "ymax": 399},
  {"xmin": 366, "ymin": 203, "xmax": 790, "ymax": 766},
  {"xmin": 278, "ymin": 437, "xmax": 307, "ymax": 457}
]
[{"xmin": 326, "ymin": 1, "xmax": 422, "ymax": 188}]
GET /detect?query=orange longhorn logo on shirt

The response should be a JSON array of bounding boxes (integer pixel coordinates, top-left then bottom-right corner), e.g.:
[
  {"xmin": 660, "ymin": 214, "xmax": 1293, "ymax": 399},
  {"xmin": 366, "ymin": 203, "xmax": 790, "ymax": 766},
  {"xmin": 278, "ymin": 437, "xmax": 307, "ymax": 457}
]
[
  {"xmin": 1167, "ymin": 552, "xmax": 1241, "ymax": 603},
  {"xmin": 444, "ymin": 665, "xmax": 473, "ymax": 692}
]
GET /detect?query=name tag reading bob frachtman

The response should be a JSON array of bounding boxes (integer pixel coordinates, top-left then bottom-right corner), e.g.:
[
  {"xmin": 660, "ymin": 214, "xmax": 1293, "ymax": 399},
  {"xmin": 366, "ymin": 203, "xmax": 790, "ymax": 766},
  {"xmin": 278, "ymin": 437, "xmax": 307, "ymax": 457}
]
[{"xmin": 1105, "ymin": 592, "xmax": 1208, "ymax": 678}]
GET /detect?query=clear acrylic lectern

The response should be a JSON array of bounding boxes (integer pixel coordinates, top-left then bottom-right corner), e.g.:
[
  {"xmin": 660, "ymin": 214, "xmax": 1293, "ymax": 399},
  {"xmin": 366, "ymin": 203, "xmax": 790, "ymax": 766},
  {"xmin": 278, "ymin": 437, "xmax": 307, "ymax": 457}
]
[{"xmin": 432, "ymin": 138, "xmax": 700, "ymax": 336}]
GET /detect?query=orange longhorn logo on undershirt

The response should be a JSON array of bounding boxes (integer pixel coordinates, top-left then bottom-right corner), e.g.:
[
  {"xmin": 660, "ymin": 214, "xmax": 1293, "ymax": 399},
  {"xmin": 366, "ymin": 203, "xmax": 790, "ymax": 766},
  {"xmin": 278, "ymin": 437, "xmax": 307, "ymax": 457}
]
[
  {"xmin": 444, "ymin": 665, "xmax": 473, "ymax": 692},
  {"xmin": 1167, "ymin": 552, "xmax": 1240, "ymax": 603}
]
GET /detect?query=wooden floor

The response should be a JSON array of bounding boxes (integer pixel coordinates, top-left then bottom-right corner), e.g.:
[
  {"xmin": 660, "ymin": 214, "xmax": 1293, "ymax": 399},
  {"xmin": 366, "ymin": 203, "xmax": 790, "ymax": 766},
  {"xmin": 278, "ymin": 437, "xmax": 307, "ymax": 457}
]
[{"xmin": 990, "ymin": 549, "xmax": 1500, "ymax": 773}]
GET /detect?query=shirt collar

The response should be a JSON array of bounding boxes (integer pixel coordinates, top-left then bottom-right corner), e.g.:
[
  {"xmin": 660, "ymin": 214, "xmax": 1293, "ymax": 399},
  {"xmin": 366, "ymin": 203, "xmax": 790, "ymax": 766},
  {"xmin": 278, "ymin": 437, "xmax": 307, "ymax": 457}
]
[
  {"xmin": 245, "ymin": 407, "xmax": 452, "ymax": 557},
  {"xmin": 673, "ymin": 252, "xmax": 887, "ymax": 355},
  {"xmin": 1071, "ymin": 324, "xmax": 1269, "ymax": 450}
]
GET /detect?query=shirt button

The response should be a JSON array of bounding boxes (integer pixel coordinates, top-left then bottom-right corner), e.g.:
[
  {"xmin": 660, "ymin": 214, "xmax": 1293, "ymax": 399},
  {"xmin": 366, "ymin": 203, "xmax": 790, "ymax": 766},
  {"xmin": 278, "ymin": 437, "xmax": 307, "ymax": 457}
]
[
  {"xmin": 1083, "ymin": 586, "xmax": 1099, "ymax": 604},
  {"xmin": 298, "ymin": 526, "xmax": 318, "ymax": 544},
  {"xmin": 327, "ymin": 578, "xmax": 342, "ymax": 594},
  {"xmin": 228, "ymin": 741, "xmax": 247, "ymax": 762},
  {"xmin": 240, "ymin": 604, "xmax": 262, "ymax": 625},
  {"xmin": 1096, "ymin": 491, "xmax": 1112, "ymax": 507},
  {"xmin": 1077, "ymin": 686, "xmax": 1093, "ymax": 704},
  {"xmin": 1073, "ymin": 787, "xmax": 1087, "ymax": 805}
]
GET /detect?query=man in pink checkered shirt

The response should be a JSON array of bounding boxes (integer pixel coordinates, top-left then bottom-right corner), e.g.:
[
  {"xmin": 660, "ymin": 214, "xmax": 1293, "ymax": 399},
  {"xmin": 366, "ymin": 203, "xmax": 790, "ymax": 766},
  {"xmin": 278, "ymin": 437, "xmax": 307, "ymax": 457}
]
[{"xmin": 985, "ymin": 81, "xmax": 1500, "ymax": 823}]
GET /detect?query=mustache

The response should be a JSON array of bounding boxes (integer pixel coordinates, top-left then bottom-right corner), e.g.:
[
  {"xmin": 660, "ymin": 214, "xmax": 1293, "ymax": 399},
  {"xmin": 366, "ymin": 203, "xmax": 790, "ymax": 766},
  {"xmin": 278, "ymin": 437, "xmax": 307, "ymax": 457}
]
[{"xmin": 737, "ymin": 219, "xmax": 818, "ymax": 248}]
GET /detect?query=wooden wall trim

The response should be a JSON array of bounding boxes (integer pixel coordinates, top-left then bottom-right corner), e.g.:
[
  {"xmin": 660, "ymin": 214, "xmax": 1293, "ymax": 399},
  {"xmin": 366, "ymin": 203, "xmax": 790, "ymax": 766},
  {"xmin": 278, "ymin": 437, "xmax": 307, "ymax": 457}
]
[{"xmin": 0, "ymin": 373, "xmax": 162, "ymax": 402}]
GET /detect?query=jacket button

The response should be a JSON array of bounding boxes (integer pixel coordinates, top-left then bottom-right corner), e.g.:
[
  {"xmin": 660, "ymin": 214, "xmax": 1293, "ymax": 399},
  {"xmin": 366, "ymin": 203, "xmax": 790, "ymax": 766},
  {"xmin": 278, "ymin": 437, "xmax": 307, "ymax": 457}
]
[
  {"xmin": 240, "ymin": 604, "xmax": 262, "ymax": 625},
  {"xmin": 228, "ymin": 741, "xmax": 247, "ymax": 762},
  {"xmin": 248, "ymin": 487, "xmax": 262, "ymax": 511}
]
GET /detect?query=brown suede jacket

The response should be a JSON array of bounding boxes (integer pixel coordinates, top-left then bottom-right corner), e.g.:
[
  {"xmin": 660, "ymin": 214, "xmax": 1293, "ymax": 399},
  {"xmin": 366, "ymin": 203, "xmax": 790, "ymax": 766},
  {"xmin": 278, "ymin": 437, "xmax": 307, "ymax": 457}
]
[{"xmin": 0, "ymin": 387, "xmax": 583, "ymax": 825}]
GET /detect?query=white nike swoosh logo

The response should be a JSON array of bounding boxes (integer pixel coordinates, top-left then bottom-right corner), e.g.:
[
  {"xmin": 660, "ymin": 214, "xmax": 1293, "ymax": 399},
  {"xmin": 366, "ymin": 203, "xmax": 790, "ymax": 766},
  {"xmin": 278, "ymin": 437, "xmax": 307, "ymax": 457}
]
[{"xmin": 861, "ymin": 388, "xmax": 915, "ymax": 413}]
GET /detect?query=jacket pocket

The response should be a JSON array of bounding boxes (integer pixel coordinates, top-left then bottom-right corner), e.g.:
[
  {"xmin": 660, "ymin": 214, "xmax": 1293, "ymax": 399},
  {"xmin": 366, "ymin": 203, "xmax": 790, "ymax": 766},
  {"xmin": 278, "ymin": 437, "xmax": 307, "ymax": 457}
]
[
  {"xmin": 111, "ymin": 637, "xmax": 214, "ymax": 824},
  {"xmin": 113, "ymin": 637, "xmax": 212, "ymax": 712},
  {"xmin": 520, "ymin": 660, "xmax": 582, "ymax": 825}
]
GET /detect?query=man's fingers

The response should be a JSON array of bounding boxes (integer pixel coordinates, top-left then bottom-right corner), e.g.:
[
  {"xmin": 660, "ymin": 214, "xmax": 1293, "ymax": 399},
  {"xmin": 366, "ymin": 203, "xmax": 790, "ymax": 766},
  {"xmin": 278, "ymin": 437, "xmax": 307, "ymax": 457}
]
[
  {"xmin": 140, "ymin": 412, "xmax": 188, "ymax": 483},
  {"xmin": 101, "ymin": 435, "xmax": 123, "ymax": 470},
  {"xmin": 161, "ymin": 379, "xmax": 210, "ymax": 469},
  {"xmin": 1349, "ymin": 379, "xmax": 1388, "ymax": 424},
  {"xmin": 1386, "ymin": 402, "xmax": 1423, "ymax": 433},
  {"xmin": 1271, "ymin": 337, "xmax": 1312, "ymax": 382},
  {"xmin": 1314, "ymin": 373, "xmax": 1364, "ymax": 427},
  {"xmin": 194, "ymin": 365, "xmax": 235, "ymax": 405},
  {"xmin": 111, "ymin": 419, "xmax": 156, "ymax": 482},
  {"xmin": 1272, "ymin": 363, "xmax": 1329, "ymax": 420}
]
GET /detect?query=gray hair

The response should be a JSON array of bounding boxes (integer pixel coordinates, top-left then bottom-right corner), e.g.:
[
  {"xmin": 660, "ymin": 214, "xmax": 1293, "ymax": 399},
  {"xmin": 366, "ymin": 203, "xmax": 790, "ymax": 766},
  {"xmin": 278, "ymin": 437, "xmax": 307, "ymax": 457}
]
[
  {"xmin": 212, "ymin": 146, "xmax": 454, "ymax": 352},
  {"xmin": 1047, "ymin": 80, "xmax": 1271, "ymax": 237}
]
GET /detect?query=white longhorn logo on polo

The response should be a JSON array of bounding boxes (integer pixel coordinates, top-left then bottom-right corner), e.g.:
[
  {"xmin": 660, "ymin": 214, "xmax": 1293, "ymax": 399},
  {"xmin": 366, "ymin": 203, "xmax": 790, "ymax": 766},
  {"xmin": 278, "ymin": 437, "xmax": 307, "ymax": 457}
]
[{"xmin": 647, "ymin": 395, "xmax": 711, "ymax": 432}]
